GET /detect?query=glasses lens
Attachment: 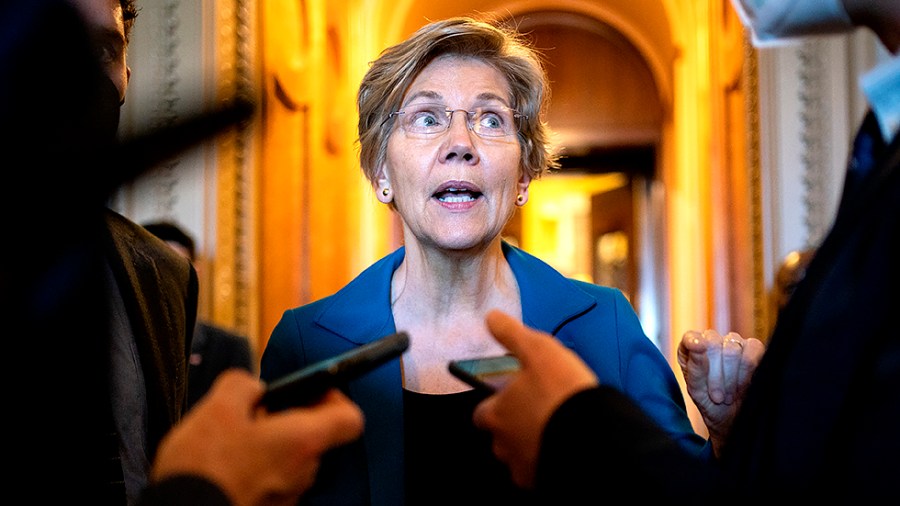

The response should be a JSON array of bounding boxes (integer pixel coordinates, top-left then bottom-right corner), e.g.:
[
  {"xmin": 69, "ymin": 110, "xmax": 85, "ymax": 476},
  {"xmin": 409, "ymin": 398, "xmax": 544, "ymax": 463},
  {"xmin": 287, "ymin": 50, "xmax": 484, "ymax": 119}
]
[
  {"xmin": 400, "ymin": 104, "xmax": 449, "ymax": 135},
  {"xmin": 471, "ymin": 106, "xmax": 519, "ymax": 137}
]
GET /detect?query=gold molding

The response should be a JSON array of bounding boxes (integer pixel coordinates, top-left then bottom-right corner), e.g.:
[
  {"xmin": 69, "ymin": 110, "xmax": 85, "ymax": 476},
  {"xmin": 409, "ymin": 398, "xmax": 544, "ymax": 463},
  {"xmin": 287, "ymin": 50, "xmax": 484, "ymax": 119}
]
[
  {"xmin": 797, "ymin": 40, "xmax": 832, "ymax": 248},
  {"xmin": 744, "ymin": 36, "xmax": 770, "ymax": 343},
  {"xmin": 212, "ymin": 0, "xmax": 254, "ymax": 336}
]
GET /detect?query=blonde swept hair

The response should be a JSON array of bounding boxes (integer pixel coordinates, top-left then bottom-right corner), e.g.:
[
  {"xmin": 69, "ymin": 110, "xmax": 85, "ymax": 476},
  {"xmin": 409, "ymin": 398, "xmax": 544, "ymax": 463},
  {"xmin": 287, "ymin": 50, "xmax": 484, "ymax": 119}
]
[{"xmin": 356, "ymin": 16, "xmax": 559, "ymax": 184}]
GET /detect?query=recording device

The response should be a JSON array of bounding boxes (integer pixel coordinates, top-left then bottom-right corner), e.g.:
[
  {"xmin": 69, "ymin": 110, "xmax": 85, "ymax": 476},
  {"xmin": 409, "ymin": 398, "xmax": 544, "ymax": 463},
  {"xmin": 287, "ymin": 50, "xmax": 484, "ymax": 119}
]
[
  {"xmin": 448, "ymin": 354, "xmax": 521, "ymax": 394},
  {"xmin": 260, "ymin": 331, "xmax": 410, "ymax": 411}
]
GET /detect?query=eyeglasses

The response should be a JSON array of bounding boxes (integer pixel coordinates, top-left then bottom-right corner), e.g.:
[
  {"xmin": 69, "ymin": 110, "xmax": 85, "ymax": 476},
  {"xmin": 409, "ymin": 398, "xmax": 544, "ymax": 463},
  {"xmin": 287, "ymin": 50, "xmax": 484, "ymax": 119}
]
[{"xmin": 386, "ymin": 103, "xmax": 526, "ymax": 138}]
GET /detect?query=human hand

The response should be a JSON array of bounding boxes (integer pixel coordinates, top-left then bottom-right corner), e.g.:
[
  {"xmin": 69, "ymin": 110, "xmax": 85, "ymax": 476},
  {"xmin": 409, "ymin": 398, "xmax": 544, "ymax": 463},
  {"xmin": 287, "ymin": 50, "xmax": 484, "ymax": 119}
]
[
  {"xmin": 149, "ymin": 370, "xmax": 364, "ymax": 506},
  {"xmin": 472, "ymin": 309, "xmax": 598, "ymax": 489},
  {"xmin": 677, "ymin": 329, "xmax": 765, "ymax": 457}
]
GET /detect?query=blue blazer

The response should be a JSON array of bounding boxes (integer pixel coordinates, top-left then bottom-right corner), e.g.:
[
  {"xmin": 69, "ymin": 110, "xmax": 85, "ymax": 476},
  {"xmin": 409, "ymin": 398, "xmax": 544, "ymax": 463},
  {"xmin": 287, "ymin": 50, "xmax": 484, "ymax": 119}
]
[{"xmin": 261, "ymin": 242, "xmax": 706, "ymax": 505}]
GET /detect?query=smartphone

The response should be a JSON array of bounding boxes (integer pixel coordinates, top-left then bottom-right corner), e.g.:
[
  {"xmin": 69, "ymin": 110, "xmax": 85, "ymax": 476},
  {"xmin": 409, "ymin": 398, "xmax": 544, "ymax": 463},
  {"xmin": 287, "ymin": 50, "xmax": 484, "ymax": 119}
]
[
  {"xmin": 259, "ymin": 331, "xmax": 410, "ymax": 411},
  {"xmin": 448, "ymin": 354, "xmax": 521, "ymax": 393}
]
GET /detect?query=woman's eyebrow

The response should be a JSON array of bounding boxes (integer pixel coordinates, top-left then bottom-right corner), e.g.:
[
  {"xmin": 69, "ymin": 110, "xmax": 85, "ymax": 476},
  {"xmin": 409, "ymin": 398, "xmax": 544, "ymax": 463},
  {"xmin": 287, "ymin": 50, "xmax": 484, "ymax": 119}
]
[
  {"xmin": 474, "ymin": 92, "xmax": 511, "ymax": 106},
  {"xmin": 402, "ymin": 90, "xmax": 443, "ymax": 106}
]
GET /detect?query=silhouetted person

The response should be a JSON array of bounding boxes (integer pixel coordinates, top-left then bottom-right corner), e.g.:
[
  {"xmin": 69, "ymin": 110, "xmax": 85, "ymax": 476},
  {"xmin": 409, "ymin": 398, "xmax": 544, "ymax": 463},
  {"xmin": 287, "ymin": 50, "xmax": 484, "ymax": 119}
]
[
  {"xmin": 474, "ymin": 0, "xmax": 900, "ymax": 503},
  {"xmin": 1, "ymin": 2, "xmax": 363, "ymax": 504}
]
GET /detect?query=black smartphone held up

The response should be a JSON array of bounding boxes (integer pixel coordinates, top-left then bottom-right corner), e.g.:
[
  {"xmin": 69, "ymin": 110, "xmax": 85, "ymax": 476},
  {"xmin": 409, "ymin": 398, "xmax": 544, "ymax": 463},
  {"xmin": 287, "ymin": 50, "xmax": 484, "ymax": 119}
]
[
  {"xmin": 448, "ymin": 354, "xmax": 521, "ymax": 394},
  {"xmin": 260, "ymin": 331, "xmax": 410, "ymax": 412}
]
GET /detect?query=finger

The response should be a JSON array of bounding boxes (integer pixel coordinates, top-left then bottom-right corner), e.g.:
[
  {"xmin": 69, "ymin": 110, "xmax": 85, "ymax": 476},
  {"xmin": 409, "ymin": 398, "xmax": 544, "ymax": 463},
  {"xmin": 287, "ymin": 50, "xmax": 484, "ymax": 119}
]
[
  {"xmin": 485, "ymin": 309, "xmax": 540, "ymax": 367},
  {"xmin": 721, "ymin": 332, "xmax": 744, "ymax": 404},
  {"xmin": 679, "ymin": 331, "xmax": 711, "ymax": 391},
  {"xmin": 679, "ymin": 329, "xmax": 712, "ymax": 353},
  {"xmin": 677, "ymin": 330, "xmax": 702, "ymax": 370},
  {"xmin": 269, "ymin": 389, "xmax": 365, "ymax": 450},
  {"xmin": 737, "ymin": 337, "xmax": 765, "ymax": 395},
  {"xmin": 214, "ymin": 369, "xmax": 264, "ymax": 396},
  {"xmin": 486, "ymin": 310, "xmax": 598, "ymax": 389},
  {"xmin": 678, "ymin": 329, "xmax": 713, "ymax": 379},
  {"xmin": 472, "ymin": 395, "xmax": 495, "ymax": 430},
  {"xmin": 703, "ymin": 329, "xmax": 726, "ymax": 403},
  {"xmin": 306, "ymin": 390, "xmax": 365, "ymax": 446},
  {"xmin": 680, "ymin": 329, "xmax": 717, "ymax": 377},
  {"xmin": 202, "ymin": 369, "xmax": 264, "ymax": 411}
]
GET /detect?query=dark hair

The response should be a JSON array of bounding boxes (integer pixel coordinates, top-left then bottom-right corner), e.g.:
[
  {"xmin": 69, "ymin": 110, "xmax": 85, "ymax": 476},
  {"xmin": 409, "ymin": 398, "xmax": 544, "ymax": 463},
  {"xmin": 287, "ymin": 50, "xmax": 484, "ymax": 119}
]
[
  {"xmin": 120, "ymin": 0, "xmax": 138, "ymax": 42},
  {"xmin": 142, "ymin": 221, "xmax": 195, "ymax": 260}
]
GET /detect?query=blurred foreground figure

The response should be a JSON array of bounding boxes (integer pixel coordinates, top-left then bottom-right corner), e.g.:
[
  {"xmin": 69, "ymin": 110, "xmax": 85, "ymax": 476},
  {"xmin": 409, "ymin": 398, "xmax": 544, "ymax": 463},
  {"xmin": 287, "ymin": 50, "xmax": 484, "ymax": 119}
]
[
  {"xmin": 1, "ymin": 1, "xmax": 137, "ymax": 500},
  {"xmin": 0, "ymin": 2, "xmax": 363, "ymax": 504}
]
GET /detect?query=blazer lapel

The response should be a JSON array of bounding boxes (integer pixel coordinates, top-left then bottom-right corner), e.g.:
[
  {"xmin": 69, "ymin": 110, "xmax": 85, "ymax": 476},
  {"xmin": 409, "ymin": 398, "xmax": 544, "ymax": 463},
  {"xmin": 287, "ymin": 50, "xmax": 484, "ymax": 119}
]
[
  {"xmin": 504, "ymin": 242, "xmax": 597, "ymax": 337},
  {"xmin": 313, "ymin": 247, "xmax": 403, "ymax": 344}
]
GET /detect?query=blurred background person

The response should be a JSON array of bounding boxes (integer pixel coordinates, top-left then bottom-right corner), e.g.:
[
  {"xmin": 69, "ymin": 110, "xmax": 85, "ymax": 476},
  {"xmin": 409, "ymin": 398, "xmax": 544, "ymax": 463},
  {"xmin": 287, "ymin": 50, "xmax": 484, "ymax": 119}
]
[{"xmin": 143, "ymin": 220, "xmax": 256, "ymax": 410}]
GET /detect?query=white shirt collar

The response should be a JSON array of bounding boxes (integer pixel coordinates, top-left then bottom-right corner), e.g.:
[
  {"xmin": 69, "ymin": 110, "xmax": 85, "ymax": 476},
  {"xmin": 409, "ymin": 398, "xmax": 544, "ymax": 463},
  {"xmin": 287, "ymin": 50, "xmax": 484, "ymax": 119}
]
[{"xmin": 859, "ymin": 53, "xmax": 900, "ymax": 143}]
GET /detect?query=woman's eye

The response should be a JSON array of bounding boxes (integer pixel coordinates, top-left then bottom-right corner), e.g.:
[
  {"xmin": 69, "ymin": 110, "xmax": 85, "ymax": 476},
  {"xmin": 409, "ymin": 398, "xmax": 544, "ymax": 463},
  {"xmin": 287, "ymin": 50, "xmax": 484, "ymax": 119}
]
[
  {"xmin": 412, "ymin": 110, "xmax": 441, "ymax": 128},
  {"xmin": 480, "ymin": 113, "xmax": 502, "ymax": 129}
]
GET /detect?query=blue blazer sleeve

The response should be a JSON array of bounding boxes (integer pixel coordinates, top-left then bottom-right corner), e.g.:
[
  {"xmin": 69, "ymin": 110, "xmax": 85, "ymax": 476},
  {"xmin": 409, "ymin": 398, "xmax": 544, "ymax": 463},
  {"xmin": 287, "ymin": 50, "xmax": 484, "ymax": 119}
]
[
  {"xmin": 554, "ymin": 284, "xmax": 708, "ymax": 457},
  {"xmin": 508, "ymin": 243, "xmax": 710, "ymax": 457},
  {"xmin": 260, "ymin": 309, "xmax": 307, "ymax": 382}
]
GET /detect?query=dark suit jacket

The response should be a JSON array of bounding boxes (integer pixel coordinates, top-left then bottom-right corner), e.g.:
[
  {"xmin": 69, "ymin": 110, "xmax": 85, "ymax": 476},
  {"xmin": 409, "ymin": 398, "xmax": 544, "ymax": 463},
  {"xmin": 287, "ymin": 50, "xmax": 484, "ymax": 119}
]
[
  {"xmin": 536, "ymin": 129, "xmax": 900, "ymax": 503},
  {"xmin": 2, "ymin": 2, "xmax": 197, "ymax": 500},
  {"xmin": 187, "ymin": 321, "xmax": 254, "ymax": 409},
  {"xmin": 104, "ymin": 210, "xmax": 198, "ymax": 457}
]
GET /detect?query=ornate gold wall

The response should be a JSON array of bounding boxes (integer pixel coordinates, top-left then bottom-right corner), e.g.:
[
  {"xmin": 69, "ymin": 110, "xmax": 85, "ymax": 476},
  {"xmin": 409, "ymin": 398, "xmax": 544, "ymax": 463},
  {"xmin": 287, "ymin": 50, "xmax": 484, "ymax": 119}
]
[{"xmin": 118, "ymin": 0, "xmax": 879, "ymax": 432}]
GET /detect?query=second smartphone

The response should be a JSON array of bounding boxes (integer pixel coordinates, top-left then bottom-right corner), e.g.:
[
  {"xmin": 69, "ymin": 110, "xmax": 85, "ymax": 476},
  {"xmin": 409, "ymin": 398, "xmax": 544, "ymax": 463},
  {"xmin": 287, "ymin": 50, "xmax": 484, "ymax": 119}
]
[{"xmin": 448, "ymin": 354, "xmax": 521, "ymax": 394}]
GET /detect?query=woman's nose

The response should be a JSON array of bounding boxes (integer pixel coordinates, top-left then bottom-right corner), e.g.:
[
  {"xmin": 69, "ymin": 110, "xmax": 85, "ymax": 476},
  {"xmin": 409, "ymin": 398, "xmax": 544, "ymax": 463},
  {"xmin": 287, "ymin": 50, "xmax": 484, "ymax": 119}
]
[{"xmin": 441, "ymin": 114, "xmax": 479, "ymax": 163}]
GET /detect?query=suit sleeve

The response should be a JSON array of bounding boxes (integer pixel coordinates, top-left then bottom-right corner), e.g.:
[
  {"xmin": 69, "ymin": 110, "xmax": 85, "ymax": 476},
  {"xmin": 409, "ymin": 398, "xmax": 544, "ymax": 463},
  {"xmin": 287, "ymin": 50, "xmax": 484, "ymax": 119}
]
[
  {"xmin": 535, "ymin": 386, "xmax": 727, "ymax": 503},
  {"xmin": 137, "ymin": 476, "xmax": 231, "ymax": 506}
]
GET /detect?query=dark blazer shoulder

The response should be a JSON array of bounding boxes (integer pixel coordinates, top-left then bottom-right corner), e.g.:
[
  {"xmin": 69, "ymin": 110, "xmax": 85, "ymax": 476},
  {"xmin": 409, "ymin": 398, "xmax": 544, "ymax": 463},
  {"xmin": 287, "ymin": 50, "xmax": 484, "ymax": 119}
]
[{"xmin": 103, "ymin": 209, "xmax": 199, "ymax": 453}]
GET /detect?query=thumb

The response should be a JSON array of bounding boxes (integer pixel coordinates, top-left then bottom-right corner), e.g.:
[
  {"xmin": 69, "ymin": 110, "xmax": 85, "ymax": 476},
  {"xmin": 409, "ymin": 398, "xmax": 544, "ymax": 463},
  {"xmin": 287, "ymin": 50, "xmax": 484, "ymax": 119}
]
[{"xmin": 485, "ymin": 309, "xmax": 533, "ymax": 361}]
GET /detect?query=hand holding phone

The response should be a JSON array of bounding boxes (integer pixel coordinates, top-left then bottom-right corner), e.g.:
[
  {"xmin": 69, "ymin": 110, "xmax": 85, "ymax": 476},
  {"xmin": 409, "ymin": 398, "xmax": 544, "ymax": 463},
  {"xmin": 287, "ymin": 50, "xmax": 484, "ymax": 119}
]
[
  {"xmin": 448, "ymin": 354, "xmax": 521, "ymax": 394},
  {"xmin": 260, "ymin": 331, "xmax": 410, "ymax": 411}
]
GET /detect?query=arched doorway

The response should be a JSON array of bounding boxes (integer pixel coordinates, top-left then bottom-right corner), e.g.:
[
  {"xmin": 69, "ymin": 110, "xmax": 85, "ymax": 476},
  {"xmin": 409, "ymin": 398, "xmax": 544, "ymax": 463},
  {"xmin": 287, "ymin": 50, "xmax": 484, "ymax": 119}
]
[{"xmin": 500, "ymin": 10, "xmax": 668, "ymax": 346}]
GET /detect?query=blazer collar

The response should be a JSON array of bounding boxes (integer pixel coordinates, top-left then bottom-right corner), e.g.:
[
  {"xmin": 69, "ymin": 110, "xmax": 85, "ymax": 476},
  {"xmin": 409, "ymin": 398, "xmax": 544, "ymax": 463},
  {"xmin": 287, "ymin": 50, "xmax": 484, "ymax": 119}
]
[
  {"xmin": 313, "ymin": 248, "xmax": 403, "ymax": 344},
  {"xmin": 502, "ymin": 242, "xmax": 596, "ymax": 336},
  {"xmin": 313, "ymin": 242, "xmax": 596, "ymax": 343}
]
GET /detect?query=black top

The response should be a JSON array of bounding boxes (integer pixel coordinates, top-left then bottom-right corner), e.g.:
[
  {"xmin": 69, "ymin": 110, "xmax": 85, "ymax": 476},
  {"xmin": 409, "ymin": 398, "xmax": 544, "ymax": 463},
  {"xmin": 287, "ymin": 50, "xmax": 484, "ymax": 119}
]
[{"xmin": 403, "ymin": 388, "xmax": 534, "ymax": 505}]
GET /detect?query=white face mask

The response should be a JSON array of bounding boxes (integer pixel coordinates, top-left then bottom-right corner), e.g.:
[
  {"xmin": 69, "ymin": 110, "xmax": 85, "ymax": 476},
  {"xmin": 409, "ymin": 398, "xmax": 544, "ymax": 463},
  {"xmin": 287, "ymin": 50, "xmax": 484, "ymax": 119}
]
[{"xmin": 729, "ymin": 0, "xmax": 855, "ymax": 47}]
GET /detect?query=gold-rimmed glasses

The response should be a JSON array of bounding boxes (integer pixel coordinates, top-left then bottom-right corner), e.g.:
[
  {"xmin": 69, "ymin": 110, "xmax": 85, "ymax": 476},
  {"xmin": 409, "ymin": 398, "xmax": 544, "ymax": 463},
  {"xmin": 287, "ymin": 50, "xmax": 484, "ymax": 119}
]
[{"xmin": 386, "ymin": 103, "xmax": 525, "ymax": 138}]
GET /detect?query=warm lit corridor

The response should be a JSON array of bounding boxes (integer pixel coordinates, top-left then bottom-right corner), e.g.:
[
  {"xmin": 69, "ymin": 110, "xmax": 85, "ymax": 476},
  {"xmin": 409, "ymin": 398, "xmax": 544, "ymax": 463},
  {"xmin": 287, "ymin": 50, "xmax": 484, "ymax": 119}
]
[{"xmin": 115, "ymin": 0, "xmax": 882, "ymax": 434}]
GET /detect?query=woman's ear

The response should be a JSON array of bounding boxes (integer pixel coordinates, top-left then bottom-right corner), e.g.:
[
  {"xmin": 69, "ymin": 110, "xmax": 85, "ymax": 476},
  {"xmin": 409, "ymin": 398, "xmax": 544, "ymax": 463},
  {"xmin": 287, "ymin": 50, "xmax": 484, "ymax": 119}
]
[
  {"xmin": 515, "ymin": 172, "xmax": 532, "ymax": 206},
  {"xmin": 375, "ymin": 166, "xmax": 393, "ymax": 204}
]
